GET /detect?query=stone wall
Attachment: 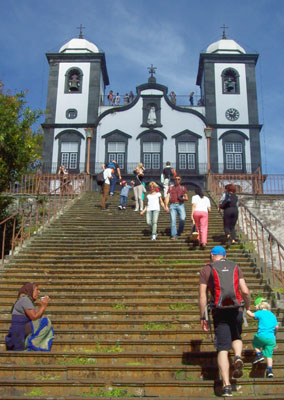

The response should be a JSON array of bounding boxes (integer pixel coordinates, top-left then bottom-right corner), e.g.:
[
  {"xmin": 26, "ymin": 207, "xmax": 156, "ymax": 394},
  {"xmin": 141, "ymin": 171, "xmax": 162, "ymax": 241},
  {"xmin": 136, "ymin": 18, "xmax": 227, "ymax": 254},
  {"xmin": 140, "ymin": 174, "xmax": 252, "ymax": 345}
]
[{"xmin": 239, "ymin": 194, "xmax": 284, "ymax": 244}]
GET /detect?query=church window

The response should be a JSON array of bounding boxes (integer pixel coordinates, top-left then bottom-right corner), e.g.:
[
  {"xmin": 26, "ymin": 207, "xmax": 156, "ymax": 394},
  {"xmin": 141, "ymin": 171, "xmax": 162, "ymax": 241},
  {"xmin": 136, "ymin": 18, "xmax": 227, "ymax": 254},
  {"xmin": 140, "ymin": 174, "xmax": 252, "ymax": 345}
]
[
  {"xmin": 61, "ymin": 142, "xmax": 79, "ymax": 170},
  {"xmin": 107, "ymin": 142, "xmax": 125, "ymax": 169},
  {"xmin": 65, "ymin": 68, "xmax": 83, "ymax": 93},
  {"xmin": 225, "ymin": 142, "xmax": 243, "ymax": 170},
  {"xmin": 222, "ymin": 68, "xmax": 240, "ymax": 94},
  {"xmin": 143, "ymin": 142, "xmax": 161, "ymax": 170},
  {"xmin": 66, "ymin": 109, "xmax": 78, "ymax": 119},
  {"xmin": 178, "ymin": 142, "xmax": 196, "ymax": 170}
]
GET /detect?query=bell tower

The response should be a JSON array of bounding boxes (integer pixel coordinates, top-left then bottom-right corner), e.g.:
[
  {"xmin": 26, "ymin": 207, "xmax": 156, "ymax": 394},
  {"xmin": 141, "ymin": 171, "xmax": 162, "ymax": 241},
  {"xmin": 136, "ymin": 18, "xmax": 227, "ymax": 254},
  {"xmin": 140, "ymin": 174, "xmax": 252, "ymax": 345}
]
[
  {"xmin": 42, "ymin": 30, "xmax": 109, "ymax": 173},
  {"xmin": 196, "ymin": 31, "xmax": 262, "ymax": 174}
]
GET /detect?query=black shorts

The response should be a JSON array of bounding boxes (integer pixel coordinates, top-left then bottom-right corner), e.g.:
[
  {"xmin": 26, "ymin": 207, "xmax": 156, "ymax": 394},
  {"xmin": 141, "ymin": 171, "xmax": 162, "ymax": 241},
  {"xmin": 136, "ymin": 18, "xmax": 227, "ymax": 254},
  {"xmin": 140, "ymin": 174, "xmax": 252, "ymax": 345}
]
[{"xmin": 213, "ymin": 309, "xmax": 243, "ymax": 351}]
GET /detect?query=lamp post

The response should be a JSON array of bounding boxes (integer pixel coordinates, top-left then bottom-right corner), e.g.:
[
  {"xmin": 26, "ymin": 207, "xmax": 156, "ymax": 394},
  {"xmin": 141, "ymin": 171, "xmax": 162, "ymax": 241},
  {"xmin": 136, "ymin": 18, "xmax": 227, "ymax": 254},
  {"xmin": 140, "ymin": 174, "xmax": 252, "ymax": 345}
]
[
  {"xmin": 204, "ymin": 126, "xmax": 213, "ymax": 173},
  {"xmin": 85, "ymin": 128, "xmax": 94, "ymax": 174}
]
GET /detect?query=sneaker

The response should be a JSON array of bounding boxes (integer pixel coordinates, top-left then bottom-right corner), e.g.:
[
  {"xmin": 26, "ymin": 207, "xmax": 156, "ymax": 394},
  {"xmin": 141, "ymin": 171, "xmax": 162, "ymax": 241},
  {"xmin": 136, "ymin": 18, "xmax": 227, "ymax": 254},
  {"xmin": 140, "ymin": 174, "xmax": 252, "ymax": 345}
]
[
  {"xmin": 233, "ymin": 356, "xmax": 243, "ymax": 378},
  {"xmin": 110, "ymin": 192, "xmax": 114, "ymax": 196},
  {"xmin": 266, "ymin": 369, "xmax": 274, "ymax": 378},
  {"xmin": 151, "ymin": 234, "xmax": 157, "ymax": 240},
  {"xmin": 200, "ymin": 243, "xmax": 206, "ymax": 250},
  {"xmin": 122, "ymin": 206, "xmax": 126, "ymax": 210},
  {"xmin": 252, "ymin": 353, "xmax": 264, "ymax": 364},
  {"xmin": 118, "ymin": 205, "xmax": 122, "ymax": 210},
  {"xmin": 171, "ymin": 236, "xmax": 178, "ymax": 240},
  {"xmin": 222, "ymin": 385, "xmax": 232, "ymax": 397},
  {"xmin": 134, "ymin": 208, "xmax": 139, "ymax": 212}
]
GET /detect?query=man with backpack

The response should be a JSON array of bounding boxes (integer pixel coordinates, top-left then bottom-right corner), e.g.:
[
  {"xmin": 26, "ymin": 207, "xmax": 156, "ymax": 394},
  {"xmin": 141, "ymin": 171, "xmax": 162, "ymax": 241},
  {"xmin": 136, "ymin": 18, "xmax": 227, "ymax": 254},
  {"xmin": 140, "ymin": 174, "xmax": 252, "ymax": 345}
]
[
  {"xmin": 199, "ymin": 246, "xmax": 251, "ymax": 397},
  {"xmin": 106, "ymin": 160, "xmax": 122, "ymax": 196},
  {"xmin": 161, "ymin": 161, "xmax": 176, "ymax": 198}
]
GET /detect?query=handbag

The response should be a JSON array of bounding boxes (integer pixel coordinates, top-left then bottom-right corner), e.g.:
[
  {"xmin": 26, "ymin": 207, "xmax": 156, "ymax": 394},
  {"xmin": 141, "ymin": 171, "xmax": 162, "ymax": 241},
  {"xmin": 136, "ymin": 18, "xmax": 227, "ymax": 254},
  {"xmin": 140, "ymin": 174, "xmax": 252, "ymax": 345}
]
[{"xmin": 190, "ymin": 224, "xmax": 199, "ymax": 240}]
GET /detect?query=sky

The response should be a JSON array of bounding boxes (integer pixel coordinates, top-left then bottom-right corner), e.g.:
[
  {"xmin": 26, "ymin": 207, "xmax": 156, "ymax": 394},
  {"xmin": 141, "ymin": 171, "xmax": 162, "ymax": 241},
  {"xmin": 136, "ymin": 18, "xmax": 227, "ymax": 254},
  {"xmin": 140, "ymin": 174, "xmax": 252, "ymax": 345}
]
[{"xmin": 1, "ymin": 0, "xmax": 283, "ymax": 174}]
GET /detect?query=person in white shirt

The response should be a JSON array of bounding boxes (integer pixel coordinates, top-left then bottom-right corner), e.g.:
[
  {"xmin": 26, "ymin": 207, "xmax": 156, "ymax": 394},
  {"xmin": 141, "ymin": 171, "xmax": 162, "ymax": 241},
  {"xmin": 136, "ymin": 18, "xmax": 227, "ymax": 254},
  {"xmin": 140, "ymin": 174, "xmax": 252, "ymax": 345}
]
[
  {"xmin": 101, "ymin": 164, "xmax": 113, "ymax": 210},
  {"xmin": 140, "ymin": 182, "xmax": 165, "ymax": 240},
  {"xmin": 191, "ymin": 187, "xmax": 211, "ymax": 249}
]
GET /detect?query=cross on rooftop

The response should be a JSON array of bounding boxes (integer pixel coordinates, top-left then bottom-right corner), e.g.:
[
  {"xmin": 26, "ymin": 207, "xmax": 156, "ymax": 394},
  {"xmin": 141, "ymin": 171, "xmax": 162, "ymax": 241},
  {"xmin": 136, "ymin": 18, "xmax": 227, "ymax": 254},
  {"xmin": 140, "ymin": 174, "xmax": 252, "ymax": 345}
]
[
  {"xmin": 148, "ymin": 64, "xmax": 157, "ymax": 78},
  {"xmin": 220, "ymin": 24, "xmax": 229, "ymax": 39},
  {"xmin": 77, "ymin": 24, "xmax": 86, "ymax": 39}
]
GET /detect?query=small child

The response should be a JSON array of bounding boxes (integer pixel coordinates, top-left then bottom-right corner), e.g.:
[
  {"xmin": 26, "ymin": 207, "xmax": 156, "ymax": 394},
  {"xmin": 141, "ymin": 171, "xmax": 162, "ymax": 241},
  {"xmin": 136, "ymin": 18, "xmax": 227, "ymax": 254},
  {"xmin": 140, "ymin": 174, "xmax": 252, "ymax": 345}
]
[
  {"xmin": 118, "ymin": 180, "xmax": 132, "ymax": 210},
  {"xmin": 246, "ymin": 297, "xmax": 278, "ymax": 378}
]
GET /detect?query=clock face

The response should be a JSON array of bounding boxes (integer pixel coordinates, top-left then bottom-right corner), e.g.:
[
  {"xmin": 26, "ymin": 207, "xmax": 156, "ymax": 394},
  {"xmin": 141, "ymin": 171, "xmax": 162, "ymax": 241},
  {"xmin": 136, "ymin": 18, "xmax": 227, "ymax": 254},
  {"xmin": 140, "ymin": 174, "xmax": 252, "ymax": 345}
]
[{"xmin": 225, "ymin": 108, "xmax": 240, "ymax": 121}]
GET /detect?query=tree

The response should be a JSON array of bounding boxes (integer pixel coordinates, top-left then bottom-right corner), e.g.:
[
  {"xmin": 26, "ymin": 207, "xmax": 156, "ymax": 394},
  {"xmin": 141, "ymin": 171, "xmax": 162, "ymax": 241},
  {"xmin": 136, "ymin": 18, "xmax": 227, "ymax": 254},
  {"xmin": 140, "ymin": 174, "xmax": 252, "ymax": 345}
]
[{"xmin": 0, "ymin": 82, "xmax": 42, "ymax": 192}]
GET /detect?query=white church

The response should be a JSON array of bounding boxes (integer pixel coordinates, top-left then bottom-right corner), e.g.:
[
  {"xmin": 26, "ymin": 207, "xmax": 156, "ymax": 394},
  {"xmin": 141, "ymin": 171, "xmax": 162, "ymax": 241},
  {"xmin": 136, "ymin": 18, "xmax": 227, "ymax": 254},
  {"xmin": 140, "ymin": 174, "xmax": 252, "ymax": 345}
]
[{"xmin": 42, "ymin": 31, "xmax": 262, "ymax": 188}]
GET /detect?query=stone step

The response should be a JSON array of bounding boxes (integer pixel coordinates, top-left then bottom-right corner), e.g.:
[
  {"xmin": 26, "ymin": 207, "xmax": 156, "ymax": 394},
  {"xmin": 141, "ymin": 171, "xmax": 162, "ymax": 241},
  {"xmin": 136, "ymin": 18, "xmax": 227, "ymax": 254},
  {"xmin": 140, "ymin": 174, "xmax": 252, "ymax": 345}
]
[
  {"xmin": 0, "ymin": 377, "xmax": 283, "ymax": 397},
  {"xmin": 1, "ymin": 338, "xmax": 283, "ymax": 353},
  {"xmin": 1, "ymin": 396, "xmax": 284, "ymax": 400},
  {"xmin": 0, "ymin": 327, "xmax": 282, "ymax": 341},
  {"xmin": 0, "ymin": 362, "xmax": 283, "ymax": 382},
  {"xmin": 1, "ymin": 349, "xmax": 284, "ymax": 365}
]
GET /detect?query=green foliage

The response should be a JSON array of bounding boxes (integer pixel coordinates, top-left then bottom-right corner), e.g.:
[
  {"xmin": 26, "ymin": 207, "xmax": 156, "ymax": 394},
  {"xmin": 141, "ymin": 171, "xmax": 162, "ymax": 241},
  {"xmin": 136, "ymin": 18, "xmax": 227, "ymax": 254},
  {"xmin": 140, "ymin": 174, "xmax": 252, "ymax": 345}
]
[
  {"xmin": 82, "ymin": 387, "xmax": 132, "ymax": 397},
  {"xmin": 143, "ymin": 321, "xmax": 174, "ymax": 330},
  {"xmin": 0, "ymin": 82, "xmax": 42, "ymax": 192},
  {"xmin": 169, "ymin": 303, "xmax": 194, "ymax": 311},
  {"xmin": 57, "ymin": 357, "xmax": 97, "ymax": 365},
  {"xmin": 82, "ymin": 343, "xmax": 123, "ymax": 353},
  {"xmin": 24, "ymin": 388, "xmax": 45, "ymax": 396}
]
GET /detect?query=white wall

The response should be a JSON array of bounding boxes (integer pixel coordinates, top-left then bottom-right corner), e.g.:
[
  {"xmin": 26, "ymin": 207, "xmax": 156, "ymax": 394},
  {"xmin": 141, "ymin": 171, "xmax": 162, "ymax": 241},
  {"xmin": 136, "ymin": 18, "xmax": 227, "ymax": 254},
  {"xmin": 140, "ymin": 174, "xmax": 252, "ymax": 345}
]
[
  {"xmin": 96, "ymin": 88, "xmax": 207, "ymax": 165},
  {"xmin": 55, "ymin": 63, "xmax": 90, "ymax": 124},
  {"xmin": 214, "ymin": 63, "xmax": 248, "ymax": 124}
]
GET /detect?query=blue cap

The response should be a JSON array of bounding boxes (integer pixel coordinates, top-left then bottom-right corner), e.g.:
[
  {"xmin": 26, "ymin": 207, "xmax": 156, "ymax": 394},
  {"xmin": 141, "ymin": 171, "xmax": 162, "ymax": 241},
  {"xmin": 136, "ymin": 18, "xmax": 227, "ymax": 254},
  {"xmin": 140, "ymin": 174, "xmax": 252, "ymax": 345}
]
[{"xmin": 211, "ymin": 246, "xmax": 226, "ymax": 256}]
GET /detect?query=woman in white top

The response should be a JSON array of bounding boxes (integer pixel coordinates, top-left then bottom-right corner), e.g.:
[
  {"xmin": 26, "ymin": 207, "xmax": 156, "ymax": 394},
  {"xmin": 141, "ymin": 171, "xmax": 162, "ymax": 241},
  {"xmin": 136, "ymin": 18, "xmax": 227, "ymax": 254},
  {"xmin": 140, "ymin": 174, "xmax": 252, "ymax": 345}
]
[
  {"xmin": 191, "ymin": 187, "xmax": 211, "ymax": 249},
  {"xmin": 140, "ymin": 182, "xmax": 165, "ymax": 240}
]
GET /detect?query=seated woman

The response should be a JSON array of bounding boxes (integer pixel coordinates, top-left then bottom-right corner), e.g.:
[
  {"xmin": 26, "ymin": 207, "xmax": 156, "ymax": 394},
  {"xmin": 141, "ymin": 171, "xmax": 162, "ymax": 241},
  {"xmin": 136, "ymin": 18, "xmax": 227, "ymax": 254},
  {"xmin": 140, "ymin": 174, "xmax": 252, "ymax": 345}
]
[{"xmin": 6, "ymin": 282, "xmax": 54, "ymax": 351}]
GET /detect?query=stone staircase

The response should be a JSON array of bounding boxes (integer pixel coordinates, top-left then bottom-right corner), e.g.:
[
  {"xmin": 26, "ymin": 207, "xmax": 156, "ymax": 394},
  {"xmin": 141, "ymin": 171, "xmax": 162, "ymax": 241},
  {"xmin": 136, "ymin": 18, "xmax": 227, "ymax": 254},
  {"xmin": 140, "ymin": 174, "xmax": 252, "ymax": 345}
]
[{"xmin": 0, "ymin": 191, "xmax": 283, "ymax": 399}]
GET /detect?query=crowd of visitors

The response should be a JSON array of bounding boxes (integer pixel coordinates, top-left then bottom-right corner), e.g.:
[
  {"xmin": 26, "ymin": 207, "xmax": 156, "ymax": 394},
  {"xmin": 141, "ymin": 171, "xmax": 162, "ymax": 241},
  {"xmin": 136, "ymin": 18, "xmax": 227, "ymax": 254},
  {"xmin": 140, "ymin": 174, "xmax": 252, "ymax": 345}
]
[{"xmin": 6, "ymin": 164, "xmax": 278, "ymax": 400}]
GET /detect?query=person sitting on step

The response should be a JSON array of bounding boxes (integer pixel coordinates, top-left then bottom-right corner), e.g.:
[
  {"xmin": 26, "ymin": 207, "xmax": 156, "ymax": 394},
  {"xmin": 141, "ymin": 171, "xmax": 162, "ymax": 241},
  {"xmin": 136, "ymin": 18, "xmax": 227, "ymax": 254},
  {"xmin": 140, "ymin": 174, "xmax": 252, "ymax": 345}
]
[{"xmin": 6, "ymin": 282, "xmax": 54, "ymax": 351}]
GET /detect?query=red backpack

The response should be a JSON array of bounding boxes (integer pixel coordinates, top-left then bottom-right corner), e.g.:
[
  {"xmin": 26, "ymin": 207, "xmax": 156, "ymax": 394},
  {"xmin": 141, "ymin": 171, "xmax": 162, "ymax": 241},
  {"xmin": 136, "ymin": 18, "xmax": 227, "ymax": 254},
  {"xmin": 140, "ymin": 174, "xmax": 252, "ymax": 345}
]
[{"xmin": 210, "ymin": 259, "xmax": 242, "ymax": 309}]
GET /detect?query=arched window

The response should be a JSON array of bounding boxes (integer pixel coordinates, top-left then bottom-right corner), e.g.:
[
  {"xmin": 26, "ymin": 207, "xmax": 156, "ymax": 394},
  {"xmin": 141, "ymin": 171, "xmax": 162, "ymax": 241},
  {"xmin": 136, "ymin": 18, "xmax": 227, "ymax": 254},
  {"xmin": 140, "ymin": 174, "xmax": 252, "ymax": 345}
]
[
  {"xmin": 222, "ymin": 68, "xmax": 240, "ymax": 94},
  {"xmin": 65, "ymin": 68, "xmax": 83, "ymax": 93},
  {"xmin": 172, "ymin": 130, "xmax": 202, "ymax": 174},
  {"xmin": 102, "ymin": 130, "xmax": 132, "ymax": 173},
  {"xmin": 55, "ymin": 130, "xmax": 85, "ymax": 173},
  {"xmin": 220, "ymin": 131, "xmax": 248, "ymax": 173},
  {"xmin": 138, "ymin": 130, "xmax": 166, "ymax": 172}
]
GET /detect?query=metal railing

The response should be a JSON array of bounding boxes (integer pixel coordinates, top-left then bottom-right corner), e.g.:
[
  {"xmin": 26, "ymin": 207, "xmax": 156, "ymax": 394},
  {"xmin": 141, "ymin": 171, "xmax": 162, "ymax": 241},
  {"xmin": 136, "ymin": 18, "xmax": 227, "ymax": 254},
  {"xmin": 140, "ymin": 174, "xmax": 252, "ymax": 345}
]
[
  {"xmin": 238, "ymin": 201, "xmax": 284, "ymax": 291},
  {"xmin": 0, "ymin": 174, "xmax": 91, "ymax": 264},
  {"xmin": 101, "ymin": 94, "xmax": 203, "ymax": 107},
  {"xmin": 207, "ymin": 169, "xmax": 284, "ymax": 195},
  {"xmin": 6, "ymin": 173, "xmax": 92, "ymax": 195},
  {"xmin": 208, "ymin": 173, "xmax": 284, "ymax": 291}
]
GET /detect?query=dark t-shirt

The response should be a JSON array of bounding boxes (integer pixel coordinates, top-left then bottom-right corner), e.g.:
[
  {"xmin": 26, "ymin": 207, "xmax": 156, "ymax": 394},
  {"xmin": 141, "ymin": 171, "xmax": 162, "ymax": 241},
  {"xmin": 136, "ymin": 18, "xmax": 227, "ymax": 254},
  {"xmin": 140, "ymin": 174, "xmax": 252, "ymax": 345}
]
[{"xmin": 133, "ymin": 171, "xmax": 144, "ymax": 187}]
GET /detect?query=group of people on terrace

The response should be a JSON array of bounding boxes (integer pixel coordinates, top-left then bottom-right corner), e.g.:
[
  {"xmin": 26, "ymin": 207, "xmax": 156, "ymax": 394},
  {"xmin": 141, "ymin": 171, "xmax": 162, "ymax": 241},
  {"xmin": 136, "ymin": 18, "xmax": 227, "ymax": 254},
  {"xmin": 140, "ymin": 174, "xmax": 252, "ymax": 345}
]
[
  {"xmin": 107, "ymin": 90, "xmax": 135, "ymax": 106},
  {"xmin": 106, "ymin": 89, "xmax": 204, "ymax": 107}
]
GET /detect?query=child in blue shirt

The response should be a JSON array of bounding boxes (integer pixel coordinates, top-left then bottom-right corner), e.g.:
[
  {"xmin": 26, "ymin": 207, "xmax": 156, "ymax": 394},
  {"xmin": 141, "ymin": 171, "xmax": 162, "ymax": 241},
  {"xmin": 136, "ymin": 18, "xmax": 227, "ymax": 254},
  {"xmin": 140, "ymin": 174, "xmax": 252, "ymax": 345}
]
[
  {"xmin": 118, "ymin": 180, "xmax": 133, "ymax": 210},
  {"xmin": 247, "ymin": 297, "xmax": 278, "ymax": 378}
]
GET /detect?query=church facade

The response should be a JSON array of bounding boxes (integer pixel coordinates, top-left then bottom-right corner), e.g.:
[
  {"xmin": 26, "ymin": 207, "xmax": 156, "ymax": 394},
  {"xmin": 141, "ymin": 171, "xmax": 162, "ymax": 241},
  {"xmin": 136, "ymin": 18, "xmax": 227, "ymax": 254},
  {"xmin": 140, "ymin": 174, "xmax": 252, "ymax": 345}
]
[{"xmin": 42, "ymin": 33, "xmax": 262, "ymax": 188}]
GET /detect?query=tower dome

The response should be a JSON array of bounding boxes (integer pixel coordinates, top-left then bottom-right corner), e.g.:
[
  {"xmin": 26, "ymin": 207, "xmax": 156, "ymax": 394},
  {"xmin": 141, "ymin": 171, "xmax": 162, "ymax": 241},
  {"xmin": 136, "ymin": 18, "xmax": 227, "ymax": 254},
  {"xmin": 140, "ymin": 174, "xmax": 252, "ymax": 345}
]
[
  {"xmin": 59, "ymin": 37, "xmax": 99, "ymax": 54},
  {"xmin": 206, "ymin": 38, "xmax": 246, "ymax": 54}
]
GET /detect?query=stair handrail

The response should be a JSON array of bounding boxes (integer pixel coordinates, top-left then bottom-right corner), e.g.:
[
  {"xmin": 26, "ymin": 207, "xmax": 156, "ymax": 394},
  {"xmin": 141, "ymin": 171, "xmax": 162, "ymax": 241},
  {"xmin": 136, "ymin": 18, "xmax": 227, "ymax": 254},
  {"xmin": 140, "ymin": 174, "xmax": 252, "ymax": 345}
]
[
  {"xmin": 0, "ymin": 174, "xmax": 91, "ymax": 265},
  {"xmin": 237, "ymin": 200, "xmax": 284, "ymax": 291},
  {"xmin": 208, "ymin": 190, "xmax": 284, "ymax": 291}
]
